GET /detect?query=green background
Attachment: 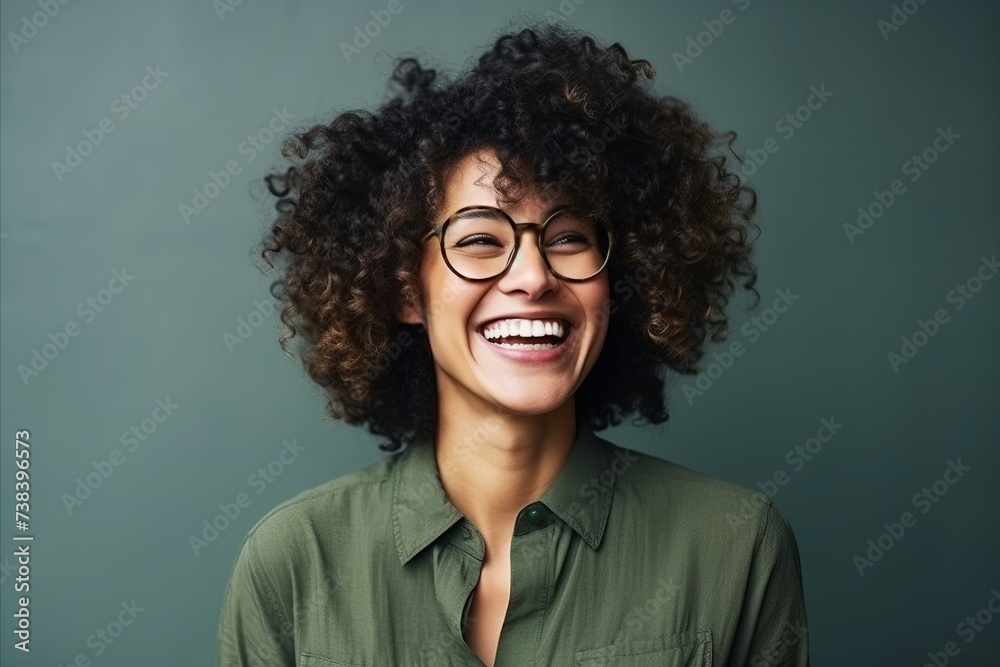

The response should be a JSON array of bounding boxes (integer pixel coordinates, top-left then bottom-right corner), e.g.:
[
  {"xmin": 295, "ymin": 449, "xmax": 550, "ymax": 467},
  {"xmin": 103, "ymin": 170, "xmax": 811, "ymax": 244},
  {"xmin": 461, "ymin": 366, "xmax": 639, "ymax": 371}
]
[{"xmin": 2, "ymin": 0, "xmax": 998, "ymax": 664}]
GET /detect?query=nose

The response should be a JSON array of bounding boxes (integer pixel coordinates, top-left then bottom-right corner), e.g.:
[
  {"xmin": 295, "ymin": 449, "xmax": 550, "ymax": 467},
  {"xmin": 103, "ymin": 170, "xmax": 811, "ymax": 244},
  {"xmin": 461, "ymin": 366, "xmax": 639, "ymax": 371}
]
[{"xmin": 497, "ymin": 229, "xmax": 560, "ymax": 295}]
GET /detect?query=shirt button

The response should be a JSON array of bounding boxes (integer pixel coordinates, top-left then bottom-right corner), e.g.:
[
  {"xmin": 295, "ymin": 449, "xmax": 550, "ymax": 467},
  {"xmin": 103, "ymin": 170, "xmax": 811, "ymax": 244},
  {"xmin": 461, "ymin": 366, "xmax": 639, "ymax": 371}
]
[{"xmin": 526, "ymin": 506, "xmax": 543, "ymax": 525}]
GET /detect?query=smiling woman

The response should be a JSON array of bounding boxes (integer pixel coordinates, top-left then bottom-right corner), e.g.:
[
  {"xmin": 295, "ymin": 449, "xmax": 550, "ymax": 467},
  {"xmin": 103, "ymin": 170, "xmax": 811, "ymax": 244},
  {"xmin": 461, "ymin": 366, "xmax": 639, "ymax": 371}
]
[{"xmin": 216, "ymin": 19, "xmax": 809, "ymax": 667}]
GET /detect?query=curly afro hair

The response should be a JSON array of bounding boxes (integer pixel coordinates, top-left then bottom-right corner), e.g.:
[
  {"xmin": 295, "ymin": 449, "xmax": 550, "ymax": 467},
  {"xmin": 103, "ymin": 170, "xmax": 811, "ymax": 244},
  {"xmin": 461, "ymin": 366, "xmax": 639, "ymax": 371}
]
[{"xmin": 255, "ymin": 20, "xmax": 760, "ymax": 453}]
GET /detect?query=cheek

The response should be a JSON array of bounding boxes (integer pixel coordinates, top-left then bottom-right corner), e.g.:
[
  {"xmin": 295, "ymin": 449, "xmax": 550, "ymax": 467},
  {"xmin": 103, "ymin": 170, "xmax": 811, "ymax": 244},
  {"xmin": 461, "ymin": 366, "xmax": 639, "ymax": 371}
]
[
  {"xmin": 585, "ymin": 280, "xmax": 613, "ymax": 357},
  {"xmin": 585, "ymin": 278, "xmax": 611, "ymax": 326},
  {"xmin": 419, "ymin": 259, "xmax": 483, "ymax": 333},
  {"xmin": 597, "ymin": 276, "xmax": 611, "ymax": 302},
  {"xmin": 417, "ymin": 251, "xmax": 452, "ymax": 319}
]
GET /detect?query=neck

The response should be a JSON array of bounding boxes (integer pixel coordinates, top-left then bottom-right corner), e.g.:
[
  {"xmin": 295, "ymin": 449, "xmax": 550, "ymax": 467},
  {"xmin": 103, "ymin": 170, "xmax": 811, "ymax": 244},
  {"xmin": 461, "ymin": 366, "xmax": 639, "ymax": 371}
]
[{"xmin": 433, "ymin": 396, "xmax": 579, "ymax": 553}]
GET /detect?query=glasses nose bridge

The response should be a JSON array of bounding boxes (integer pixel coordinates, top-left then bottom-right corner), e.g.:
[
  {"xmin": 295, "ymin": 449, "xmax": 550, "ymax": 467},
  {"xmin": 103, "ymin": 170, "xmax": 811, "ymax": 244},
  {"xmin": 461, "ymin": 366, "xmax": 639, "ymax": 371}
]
[{"xmin": 508, "ymin": 220, "xmax": 549, "ymax": 265}]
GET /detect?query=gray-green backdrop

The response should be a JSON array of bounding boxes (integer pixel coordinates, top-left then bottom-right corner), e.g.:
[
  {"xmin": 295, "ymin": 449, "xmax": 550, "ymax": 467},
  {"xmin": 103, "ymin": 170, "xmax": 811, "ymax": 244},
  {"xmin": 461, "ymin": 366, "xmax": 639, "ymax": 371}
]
[{"xmin": 2, "ymin": 0, "xmax": 997, "ymax": 664}]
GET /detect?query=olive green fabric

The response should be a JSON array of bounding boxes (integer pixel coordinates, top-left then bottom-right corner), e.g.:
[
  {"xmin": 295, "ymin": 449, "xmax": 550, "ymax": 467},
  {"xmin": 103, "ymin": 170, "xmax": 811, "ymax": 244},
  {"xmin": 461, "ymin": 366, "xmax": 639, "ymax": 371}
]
[{"xmin": 217, "ymin": 420, "xmax": 809, "ymax": 666}]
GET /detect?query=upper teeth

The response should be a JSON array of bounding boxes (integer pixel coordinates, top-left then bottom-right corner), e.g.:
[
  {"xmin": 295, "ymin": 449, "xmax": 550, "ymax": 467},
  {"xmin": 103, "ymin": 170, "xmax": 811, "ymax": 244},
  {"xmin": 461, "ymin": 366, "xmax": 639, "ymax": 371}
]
[{"xmin": 481, "ymin": 319, "xmax": 566, "ymax": 340}]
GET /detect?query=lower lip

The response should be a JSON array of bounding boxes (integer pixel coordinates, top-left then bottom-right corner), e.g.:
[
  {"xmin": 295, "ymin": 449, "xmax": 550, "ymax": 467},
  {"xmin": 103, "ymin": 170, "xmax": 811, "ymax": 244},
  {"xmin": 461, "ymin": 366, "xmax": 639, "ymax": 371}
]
[{"xmin": 476, "ymin": 324, "xmax": 576, "ymax": 364}]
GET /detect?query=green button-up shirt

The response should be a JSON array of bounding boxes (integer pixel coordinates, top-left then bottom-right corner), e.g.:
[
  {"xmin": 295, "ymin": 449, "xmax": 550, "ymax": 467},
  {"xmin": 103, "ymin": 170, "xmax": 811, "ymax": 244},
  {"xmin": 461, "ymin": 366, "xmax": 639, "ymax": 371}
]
[{"xmin": 217, "ymin": 421, "xmax": 809, "ymax": 666}]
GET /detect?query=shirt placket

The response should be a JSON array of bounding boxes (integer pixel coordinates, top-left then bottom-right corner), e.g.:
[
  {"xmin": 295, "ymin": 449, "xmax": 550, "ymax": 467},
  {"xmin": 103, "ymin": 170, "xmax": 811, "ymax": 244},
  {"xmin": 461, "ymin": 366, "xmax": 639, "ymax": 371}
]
[
  {"xmin": 492, "ymin": 501, "xmax": 553, "ymax": 667},
  {"xmin": 432, "ymin": 517, "xmax": 488, "ymax": 666}
]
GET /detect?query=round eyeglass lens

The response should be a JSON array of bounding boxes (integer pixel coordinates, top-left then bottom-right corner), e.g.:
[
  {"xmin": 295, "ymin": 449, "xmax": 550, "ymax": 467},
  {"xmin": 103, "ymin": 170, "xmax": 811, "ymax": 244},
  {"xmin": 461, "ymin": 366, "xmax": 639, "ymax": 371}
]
[{"xmin": 442, "ymin": 208, "xmax": 609, "ymax": 280}]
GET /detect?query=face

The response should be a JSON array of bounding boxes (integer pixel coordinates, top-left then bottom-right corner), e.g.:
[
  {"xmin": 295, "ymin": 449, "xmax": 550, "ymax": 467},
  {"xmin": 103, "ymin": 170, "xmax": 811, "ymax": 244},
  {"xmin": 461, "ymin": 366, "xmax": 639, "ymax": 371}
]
[{"xmin": 397, "ymin": 148, "xmax": 611, "ymax": 419}]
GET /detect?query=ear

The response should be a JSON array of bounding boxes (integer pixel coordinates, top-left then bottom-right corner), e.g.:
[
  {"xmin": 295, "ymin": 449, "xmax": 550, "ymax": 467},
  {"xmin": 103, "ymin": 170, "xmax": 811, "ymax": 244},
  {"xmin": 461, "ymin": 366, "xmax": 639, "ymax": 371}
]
[{"xmin": 396, "ymin": 292, "xmax": 425, "ymax": 327}]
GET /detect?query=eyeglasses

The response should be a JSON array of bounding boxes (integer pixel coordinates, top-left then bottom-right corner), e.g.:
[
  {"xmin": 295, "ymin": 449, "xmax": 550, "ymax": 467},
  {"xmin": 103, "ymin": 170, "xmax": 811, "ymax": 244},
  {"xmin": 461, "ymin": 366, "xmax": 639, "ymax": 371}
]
[{"xmin": 420, "ymin": 205, "xmax": 613, "ymax": 281}]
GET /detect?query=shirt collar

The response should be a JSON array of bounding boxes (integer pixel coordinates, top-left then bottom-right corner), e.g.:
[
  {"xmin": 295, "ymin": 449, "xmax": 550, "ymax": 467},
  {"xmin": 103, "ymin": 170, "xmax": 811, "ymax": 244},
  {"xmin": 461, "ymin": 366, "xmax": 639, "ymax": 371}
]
[{"xmin": 392, "ymin": 417, "xmax": 617, "ymax": 566}]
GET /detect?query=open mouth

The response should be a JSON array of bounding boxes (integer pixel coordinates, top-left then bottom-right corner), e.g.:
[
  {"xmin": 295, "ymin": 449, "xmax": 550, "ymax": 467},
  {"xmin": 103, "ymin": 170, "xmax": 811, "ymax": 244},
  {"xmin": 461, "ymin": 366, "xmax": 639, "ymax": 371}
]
[{"xmin": 477, "ymin": 318, "xmax": 571, "ymax": 351}]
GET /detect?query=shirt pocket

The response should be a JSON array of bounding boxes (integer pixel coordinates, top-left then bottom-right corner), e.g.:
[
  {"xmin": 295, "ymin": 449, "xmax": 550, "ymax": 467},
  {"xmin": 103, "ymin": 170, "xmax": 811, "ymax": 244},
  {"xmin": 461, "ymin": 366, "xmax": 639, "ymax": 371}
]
[
  {"xmin": 575, "ymin": 629, "xmax": 713, "ymax": 666},
  {"xmin": 299, "ymin": 653, "xmax": 367, "ymax": 667}
]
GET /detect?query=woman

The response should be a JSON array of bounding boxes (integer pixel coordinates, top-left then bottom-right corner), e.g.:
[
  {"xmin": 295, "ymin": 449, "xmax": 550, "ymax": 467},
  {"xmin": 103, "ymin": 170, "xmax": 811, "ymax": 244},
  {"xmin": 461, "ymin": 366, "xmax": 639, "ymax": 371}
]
[{"xmin": 217, "ymin": 21, "xmax": 809, "ymax": 667}]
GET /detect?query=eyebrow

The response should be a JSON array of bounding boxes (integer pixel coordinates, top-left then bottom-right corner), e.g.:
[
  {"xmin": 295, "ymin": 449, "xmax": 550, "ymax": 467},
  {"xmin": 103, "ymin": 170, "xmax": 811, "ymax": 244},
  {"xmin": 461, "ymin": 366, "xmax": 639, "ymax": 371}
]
[{"xmin": 450, "ymin": 203, "xmax": 574, "ymax": 219}]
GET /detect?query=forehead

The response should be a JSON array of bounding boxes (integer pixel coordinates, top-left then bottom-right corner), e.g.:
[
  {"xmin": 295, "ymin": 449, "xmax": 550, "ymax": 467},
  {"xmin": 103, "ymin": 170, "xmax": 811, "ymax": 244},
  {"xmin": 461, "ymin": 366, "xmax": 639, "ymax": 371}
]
[
  {"xmin": 441, "ymin": 152, "xmax": 497, "ymax": 195},
  {"xmin": 439, "ymin": 149, "xmax": 569, "ymax": 218}
]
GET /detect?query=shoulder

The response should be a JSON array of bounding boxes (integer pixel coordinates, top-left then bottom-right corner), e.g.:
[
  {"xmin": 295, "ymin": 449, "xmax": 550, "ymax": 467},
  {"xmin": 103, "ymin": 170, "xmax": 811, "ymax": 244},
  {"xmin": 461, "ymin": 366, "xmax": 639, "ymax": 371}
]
[
  {"xmin": 218, "ymin": 450, "xmax": 410, "ymax": 646},
  {"xmin": 232, "ymin": 450, "xmax": 403, "ymax": 580},
  {"xmin": 595, "ymin": 433, "xmax": 795, "ymax": 549},
  {"xmin": 598, "ymin": 433, "xmax": 764, "ymax": 509}
]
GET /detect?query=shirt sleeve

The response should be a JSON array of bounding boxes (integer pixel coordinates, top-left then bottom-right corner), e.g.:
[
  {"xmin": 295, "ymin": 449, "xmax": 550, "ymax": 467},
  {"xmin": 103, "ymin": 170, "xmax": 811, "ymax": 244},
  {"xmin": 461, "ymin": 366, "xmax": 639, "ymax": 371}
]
[
  {"xmin": 216, "ymin": 528, "xmax": 296, "ymax": 667},
  {"xmin": 731, "ymin": 499, "xmax": 810, "ymax": 667}
]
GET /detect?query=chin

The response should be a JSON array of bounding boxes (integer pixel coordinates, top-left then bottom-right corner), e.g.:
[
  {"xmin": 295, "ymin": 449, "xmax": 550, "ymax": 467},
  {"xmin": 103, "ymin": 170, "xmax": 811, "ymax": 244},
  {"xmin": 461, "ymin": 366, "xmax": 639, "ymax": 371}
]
[{"xmin": 485, "ymin": 386, "xmax": 573, "ymax": 417}]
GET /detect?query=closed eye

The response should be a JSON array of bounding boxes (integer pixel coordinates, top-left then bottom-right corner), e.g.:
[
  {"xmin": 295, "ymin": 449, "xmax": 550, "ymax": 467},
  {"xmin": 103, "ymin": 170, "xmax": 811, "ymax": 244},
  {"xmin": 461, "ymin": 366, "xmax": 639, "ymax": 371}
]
[{"xmin": 455, "ymin": 235, "xmax": 504, "ymax": 247}]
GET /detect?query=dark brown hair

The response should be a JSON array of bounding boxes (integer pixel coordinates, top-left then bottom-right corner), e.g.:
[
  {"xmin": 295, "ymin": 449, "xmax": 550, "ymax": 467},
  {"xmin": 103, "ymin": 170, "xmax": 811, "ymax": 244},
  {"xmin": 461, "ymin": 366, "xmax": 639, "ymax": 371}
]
[{"xmin": 255, "ymin": 21, "xmax": 760, "ymax": 452}]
